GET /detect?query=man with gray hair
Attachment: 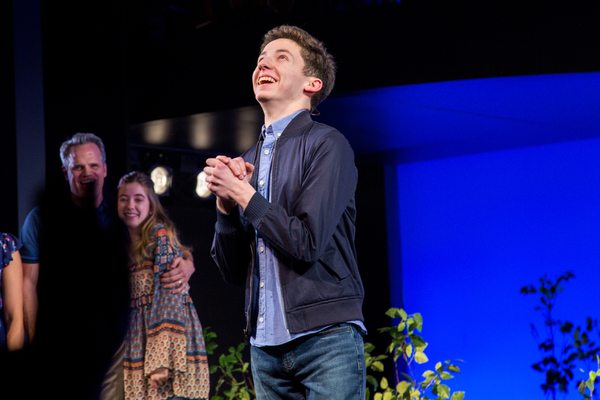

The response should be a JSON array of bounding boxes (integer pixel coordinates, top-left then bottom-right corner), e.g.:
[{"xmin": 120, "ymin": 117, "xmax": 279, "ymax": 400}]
[{"xmin": 20, "ymin": 132, "xmax": 196, "ymax": 399}]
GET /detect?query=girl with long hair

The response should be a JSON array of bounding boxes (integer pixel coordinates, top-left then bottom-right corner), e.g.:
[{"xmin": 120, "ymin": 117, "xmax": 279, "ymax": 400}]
[{"xmin": 117, "ymin": 171, "xmax": 209, "ymax": 400}]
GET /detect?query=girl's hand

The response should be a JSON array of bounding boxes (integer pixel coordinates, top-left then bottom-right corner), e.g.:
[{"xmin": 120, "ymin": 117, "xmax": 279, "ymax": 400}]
[{"xmin": 149, "ymin": 367, "xmax": 169, "ymax": 389}]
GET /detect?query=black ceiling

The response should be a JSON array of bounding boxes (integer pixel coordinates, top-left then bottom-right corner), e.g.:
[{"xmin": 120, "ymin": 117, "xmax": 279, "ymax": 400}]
[{"xmin": 40, "ymin": 0, "xmax": 600, "ymax": 125}]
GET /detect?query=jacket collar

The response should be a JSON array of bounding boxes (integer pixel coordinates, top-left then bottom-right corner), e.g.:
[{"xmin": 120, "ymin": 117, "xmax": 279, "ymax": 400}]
[
  {"xmin": 279, "ymin": 110, "xmax": 312, "ymax": 138},
  {"xmin": 258, "ymin": 110, "xmax": 312, "ymax": 143}
]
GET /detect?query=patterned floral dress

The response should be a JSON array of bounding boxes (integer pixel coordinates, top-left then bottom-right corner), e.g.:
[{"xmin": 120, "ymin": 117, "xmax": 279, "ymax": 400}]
[{"xmin": 124, "ymin": 224, "xmax": 209, "ymax": 400}]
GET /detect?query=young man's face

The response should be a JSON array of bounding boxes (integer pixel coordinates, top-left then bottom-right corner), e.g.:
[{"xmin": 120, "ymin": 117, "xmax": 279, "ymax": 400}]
[
  {"xmin": 62, "ymin": 143, "xmax": 107, "ymax": 206},
  {"xmin": 252, "ymin": 38, "xmax": 313, "ymax": 107}
]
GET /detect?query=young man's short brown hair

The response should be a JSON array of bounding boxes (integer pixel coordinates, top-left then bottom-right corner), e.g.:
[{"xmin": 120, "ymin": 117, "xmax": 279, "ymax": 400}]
[{"xmin": 261, "ymin": 25, "xmax": 336, "ymax": 112}]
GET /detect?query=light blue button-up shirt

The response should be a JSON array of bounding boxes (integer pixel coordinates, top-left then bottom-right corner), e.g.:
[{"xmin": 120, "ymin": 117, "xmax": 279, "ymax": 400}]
[{"xmin": 251, "ymin": 110, "xmax": 303, "ymax": 347}]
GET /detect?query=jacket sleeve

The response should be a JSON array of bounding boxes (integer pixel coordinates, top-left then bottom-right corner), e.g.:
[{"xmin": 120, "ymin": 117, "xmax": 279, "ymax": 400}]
[
  {"xmin": 144, "ymin": 225, "xmax": 187, "ymax": 377},
  {"xmin": 243, "ymin": 128, "xmax": 357, "ymax": 268},
  {"xmin": 210, "ymin": 206, "xmax": 253, "ymax": 286}
]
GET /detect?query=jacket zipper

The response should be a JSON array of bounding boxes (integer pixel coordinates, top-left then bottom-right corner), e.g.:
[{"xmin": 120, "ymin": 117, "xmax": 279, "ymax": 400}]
[{"xmin": 245, "ymin": 139, "xmax": 262, "ymax": 342}]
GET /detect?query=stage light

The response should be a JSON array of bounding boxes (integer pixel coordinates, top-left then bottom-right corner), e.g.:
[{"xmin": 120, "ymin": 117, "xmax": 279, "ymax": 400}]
[
  {"xmin": 196, "ymin": 171, "xmax": 211, "ymax": 198},
  {"xmin": 149, "ymin": 165, "xmax": 172, "ymax": 195}
]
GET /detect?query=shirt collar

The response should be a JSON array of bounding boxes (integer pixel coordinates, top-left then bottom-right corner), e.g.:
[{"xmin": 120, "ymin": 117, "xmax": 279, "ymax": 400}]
[{"xmin": 262, "ymin": 109, "xmax": 305, "ymax": 139}]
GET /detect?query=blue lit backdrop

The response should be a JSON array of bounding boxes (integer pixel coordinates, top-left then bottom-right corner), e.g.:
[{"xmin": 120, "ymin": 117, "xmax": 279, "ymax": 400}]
[{"xmin": 391, "ymin": 139, "xmax": 600, "ymax": 399}]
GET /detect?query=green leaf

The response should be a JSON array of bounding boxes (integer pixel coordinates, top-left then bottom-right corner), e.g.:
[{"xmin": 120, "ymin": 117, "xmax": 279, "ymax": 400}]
[
  {"xmin": 374, "ymin": 393, "xmax": 383, "ymax": 400},
  {"xmin": 209, "ymin": 365, "xmax": 218, "ymax": 374},
  {"xmin": 450, "ymin": 392, "xmax": 465, "ymax": 400},
  {"xmin": 440, "ymin": 372, "xmax": 454, "ymax": 380},
  {"xmin": 401, "ymin": 372, "xmax": 414, "ymax": 382},
  {"xmin": 435, "ymin": 362, "xmax": 443, "ymax": 372},
  {"xmin": 560, "ymin": 321, "xmax": 574, "ymax": 333},
  {"xmin": 219, "ymin": 354, "xmax": 227, "ymax": 368},
  {"xmin": 203, "ymin": 326, "xmax": 217, "ymax": 338},
  {"xmin": 423, "ymin": 370, "xmax": 436, "ymax": 378},
  {"xmin": 372, "ymin": 361, "xmax": 385, "ymax": 372},
  {"xmin": 414, "ymin": 351, "xmax": 429, "ymax": 364},
  {"xmin": 367, "ymin": 375, "xmax": 379, "ymax": 389},
  {"xmin": 520, "ymin": 285, "xmax": 536, "ymax": 294},
  {"xmin": 386, "ymin": 308, "xmax": 404, "ymax": 319},
  {"xmin": 381, "ymin": 377, "xmax": 389, "ymax": 390},
  {"xmin": 532, "ymin": 363, "xmax": 543, "ymax": 372},
  {"xmin": 399, "ymin": 309, "xmax": 408, "ymax": 320},
  {"xmin": 414, "ymin": 313, "xmax": 423, "ymax": 332},
  {"xmin": 397, "ymin": 381, "xmax": 411, "ymax": 394},
  {"xmin": 447, "ymin": 364, "xmax": 461, "ymax": 373},
  {"xmin": 388, "ymin": 342, "xmax": 396, "ymax": 355},
  {"xmin": 410, "ymin": 334, "xmax": 427, "ymax": 350},
  {"xmin": 364, "ymin": 342, "xmax": 376, "ymax": 353},
  {"xmin": 437, "ymin": 384, "xmax": 450, "ymax": 399},
  {"xmin": 383, "ymin": 391, "xmax": 393, "ymax": 400},
  {"xmin": 406, "ymin": 344, "xmax": 413, "ymax": 358},
  {"xmin": 579, "ymin": 380, "xmax": 588, "ymax": 395},
  {"xmin": 206, "ymin": 341, "xmax": 219, "ymax": 355}
]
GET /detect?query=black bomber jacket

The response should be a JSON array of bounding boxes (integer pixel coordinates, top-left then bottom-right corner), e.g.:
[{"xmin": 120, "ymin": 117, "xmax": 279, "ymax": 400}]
[{"xmin": 211, "ymin": 110, "xmax": 365, "ymax": 339}]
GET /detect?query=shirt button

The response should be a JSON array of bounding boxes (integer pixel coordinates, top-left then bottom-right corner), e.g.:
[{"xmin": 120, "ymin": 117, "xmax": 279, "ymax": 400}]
[
  {"xmin": 264, "ymin": 149, "xmax": 269, "ymax": 155},
  {"xmin": 260, "ymin": 282, "xmax": 265, "ymax": 288},
  {"xmin": 259, "ymin": 180, "xmax": 264, "ymax": 186},
  {"xmin": 259, "ymin": 317, "xmax": 264, "ymax": 323},
  {"xmin": 277, "ymin": 133, "xmax": 281, "ymax": 137},
  {"xmin": 260, "ymin": 247, "xmax": 265, "ymax": 253}
]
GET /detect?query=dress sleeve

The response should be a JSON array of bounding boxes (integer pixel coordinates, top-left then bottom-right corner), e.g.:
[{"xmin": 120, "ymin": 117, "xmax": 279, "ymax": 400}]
[
  {"xmin": 143, "ymin": 225, "xmax": 188, "ymax": 377},
  {"xmin": 1, "ymin": 232, "xmax": 23, "ymax": 268}
]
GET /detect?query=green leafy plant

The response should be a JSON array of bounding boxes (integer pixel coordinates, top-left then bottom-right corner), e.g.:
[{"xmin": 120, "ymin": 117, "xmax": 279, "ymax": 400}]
[
  {"xmin": 579, "ymin": 356, "xmax": 600, "ymax": 400},
  {"xmin": 204, "ymin": 327, "xmax": 256, "ymax": 400},
  {"xmin": 521, "ymin": 271, "xmax": 600, "ymax": 400},
  {"xmin": 364, "ymin": 308, "xmax": 465, "ymax": 400}
]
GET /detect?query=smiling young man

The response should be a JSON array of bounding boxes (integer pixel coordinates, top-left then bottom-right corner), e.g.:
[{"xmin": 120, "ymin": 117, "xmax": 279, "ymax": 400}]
[
  {"xmin": 205, "ymin": 26, "xmax": 366, "ymax": 399},
  {"xmin": 19, "ymin": 133, "xmax": 196, "ymax": 399}
]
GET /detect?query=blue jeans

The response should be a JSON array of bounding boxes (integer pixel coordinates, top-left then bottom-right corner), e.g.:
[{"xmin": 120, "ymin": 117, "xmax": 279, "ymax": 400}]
[{"xmin": 250, "ymin": 323, "xmax": 366, "ymax": 400}]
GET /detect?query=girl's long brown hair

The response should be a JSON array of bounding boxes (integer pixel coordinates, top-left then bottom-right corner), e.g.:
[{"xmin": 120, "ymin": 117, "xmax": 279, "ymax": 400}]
[{"xmin": 117, "ymin": 171, "xmax": 189, "ymax": 265}]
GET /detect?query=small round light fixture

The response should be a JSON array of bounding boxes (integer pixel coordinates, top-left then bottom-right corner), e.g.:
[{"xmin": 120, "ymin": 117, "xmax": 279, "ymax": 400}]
[
  {"xmin": 196, "ymin": 171, "xmax": 211, "ymax": 198},
  {"xmin": 149, "ymin": 165, "xmax": 172, "ymax": 195}
]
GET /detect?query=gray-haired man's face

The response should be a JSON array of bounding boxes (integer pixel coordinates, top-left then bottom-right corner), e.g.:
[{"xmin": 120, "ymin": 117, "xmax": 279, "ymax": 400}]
[{"xmin": 61, "ymin": 143, "xmax": 107, "ymax": 207}]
